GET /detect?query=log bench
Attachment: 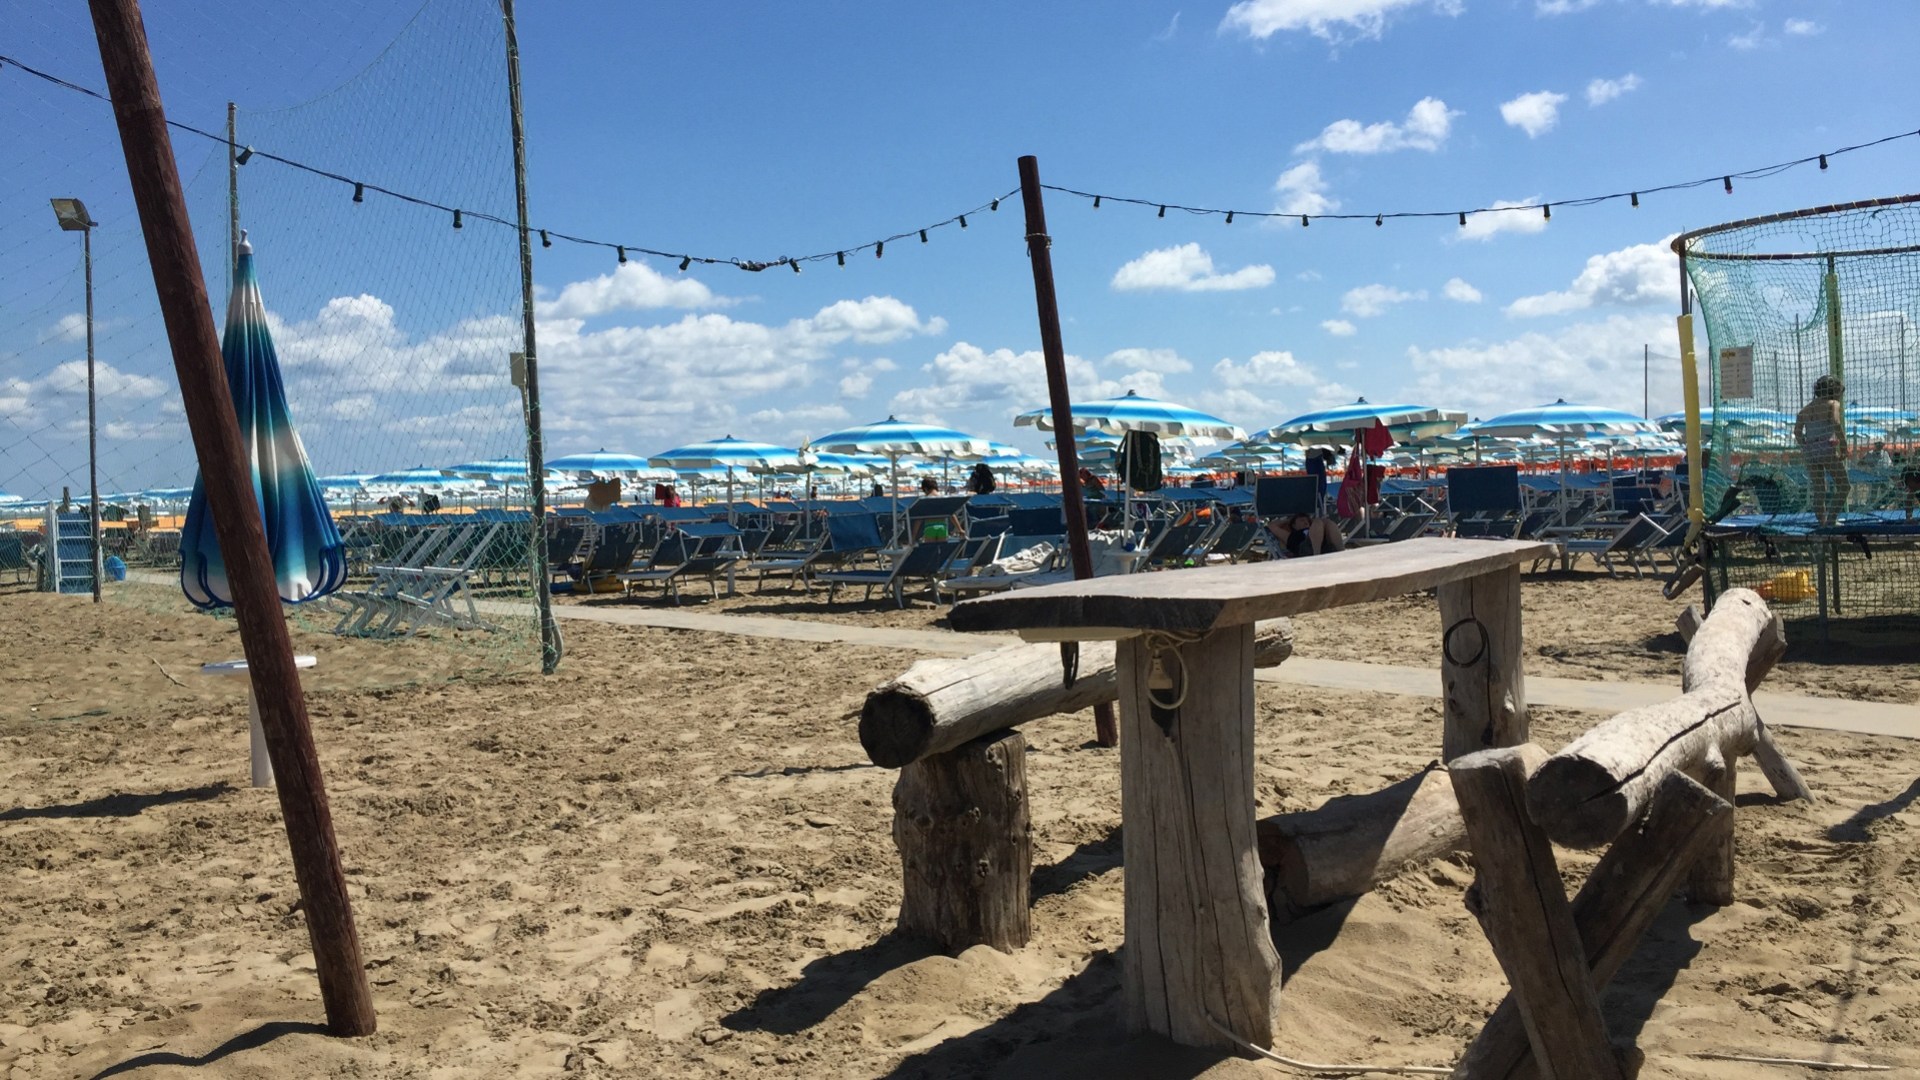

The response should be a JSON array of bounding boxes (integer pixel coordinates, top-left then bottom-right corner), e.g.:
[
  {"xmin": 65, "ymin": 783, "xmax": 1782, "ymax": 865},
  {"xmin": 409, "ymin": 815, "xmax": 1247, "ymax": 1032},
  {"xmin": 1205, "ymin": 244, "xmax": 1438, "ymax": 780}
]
[{"xmin": 947, "ymin": 537, "xmax": 1554, "ymax": 1052}]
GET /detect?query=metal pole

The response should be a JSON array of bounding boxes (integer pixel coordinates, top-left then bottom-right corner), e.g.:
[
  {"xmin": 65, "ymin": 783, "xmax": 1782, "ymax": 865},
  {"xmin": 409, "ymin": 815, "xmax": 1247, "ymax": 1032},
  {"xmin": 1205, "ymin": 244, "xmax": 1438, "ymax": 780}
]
[
  {"xmin": 500, "ymin": 0, "xmax": 560, "ymax": 674},
  {"xmin": 227, "ymin": 101, "xmax": 238, "ymax": 282},
  {"xmin": 1643, "ymin": 343, "xmax": 1649, "ymax": 419},
  {"xmin": 86, "ymin": 0, "xmax": 375, "ymax": 1034},
  {"xmin": 1017, "ymin": 154, "xmax": 1116, "ymax": 748},
  {"xmin": 84, "ymin": 224, "xmax": 102, "ymax": 603}
]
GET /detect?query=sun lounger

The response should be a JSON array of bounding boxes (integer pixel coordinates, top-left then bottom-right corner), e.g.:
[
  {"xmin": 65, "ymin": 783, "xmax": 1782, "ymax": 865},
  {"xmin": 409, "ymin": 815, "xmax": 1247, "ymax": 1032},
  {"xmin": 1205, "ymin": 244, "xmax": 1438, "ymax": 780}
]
[
  {"xmin": 818, "ymin": 538, "xmax": 963, "ymax": 607},
  {"xmin": 1561, "ymin": 514, "xmax": 1670, "ymax": 577},
  {"xmin": 621, "ymin": 523, "xmax": 746, "ymax": 604}
]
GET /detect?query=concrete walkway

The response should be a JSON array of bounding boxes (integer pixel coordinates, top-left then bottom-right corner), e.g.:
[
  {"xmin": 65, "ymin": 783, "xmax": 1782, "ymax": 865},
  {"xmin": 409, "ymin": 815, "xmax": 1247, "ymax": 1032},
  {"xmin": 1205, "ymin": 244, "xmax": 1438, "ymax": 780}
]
[
  {"xmin": 491, "ymin": 597, "xmax": 1919, "ymax": 741},
  {"xmin": 125, "ymin": 574, "xmax": 1911, "ymax": 739}
]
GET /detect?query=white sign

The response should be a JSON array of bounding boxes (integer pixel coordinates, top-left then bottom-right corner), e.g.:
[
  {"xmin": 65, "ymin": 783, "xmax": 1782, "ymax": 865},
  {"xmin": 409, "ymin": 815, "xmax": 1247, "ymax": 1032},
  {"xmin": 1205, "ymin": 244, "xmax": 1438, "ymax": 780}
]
[{"xmin": 1718, "ymin": 345, "xmax": 1754, "ymax": 399}]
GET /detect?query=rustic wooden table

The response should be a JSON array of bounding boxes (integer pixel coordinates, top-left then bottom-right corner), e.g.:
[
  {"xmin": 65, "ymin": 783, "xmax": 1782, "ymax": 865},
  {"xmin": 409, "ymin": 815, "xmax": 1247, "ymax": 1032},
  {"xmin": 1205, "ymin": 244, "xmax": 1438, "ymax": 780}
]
[{"xmin": 949, "ymin": 537, "xmax": 1555, "ymax": 1051}]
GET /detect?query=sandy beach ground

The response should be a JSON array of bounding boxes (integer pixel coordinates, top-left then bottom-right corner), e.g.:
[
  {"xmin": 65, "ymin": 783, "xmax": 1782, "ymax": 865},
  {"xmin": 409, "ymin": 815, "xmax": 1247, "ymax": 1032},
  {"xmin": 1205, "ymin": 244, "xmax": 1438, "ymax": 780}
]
[{"xmin": 2, "ymin": 572, "xmax": 1917, "ymax": 1079}]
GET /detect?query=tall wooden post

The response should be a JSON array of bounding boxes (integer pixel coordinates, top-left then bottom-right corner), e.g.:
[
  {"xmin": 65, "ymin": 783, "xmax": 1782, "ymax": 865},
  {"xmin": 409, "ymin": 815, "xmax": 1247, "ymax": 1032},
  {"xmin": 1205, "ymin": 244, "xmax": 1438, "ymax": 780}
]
[
  {"xmin": 500, "ymin": 0, "xmax": 561, "ymax": 674},
  {"xmin": 1017, "ymin": 155, "xmax": 1116, "ymax": 747},
  {"xmin": 86, "ymin": 0, "xmax": 376, "ymax": 1036}
]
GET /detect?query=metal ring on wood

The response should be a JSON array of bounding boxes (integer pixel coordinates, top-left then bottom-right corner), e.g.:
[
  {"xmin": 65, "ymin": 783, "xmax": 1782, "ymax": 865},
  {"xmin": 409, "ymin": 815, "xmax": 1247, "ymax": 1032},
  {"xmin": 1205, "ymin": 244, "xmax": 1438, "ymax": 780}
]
[{"xmin": 1443, "ymin": 615, "xmax": 1489, "ymax": 669}]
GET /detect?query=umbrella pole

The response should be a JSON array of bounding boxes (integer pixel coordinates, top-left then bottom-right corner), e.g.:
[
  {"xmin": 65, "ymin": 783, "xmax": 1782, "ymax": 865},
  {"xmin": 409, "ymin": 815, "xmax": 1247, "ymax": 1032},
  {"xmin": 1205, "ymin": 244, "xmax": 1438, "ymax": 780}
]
[
  {"xmin": 89, "ymin": 0, "xmax": 376, "ymax": 1036},
  {"xmin": 1018, "ymin": 154, "xmax": 1116, "ymax": 748}
]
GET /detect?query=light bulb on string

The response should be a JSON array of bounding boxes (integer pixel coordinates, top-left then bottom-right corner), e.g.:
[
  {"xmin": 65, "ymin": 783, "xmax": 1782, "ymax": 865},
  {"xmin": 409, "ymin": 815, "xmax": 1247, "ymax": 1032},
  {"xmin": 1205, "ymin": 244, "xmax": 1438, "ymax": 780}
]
[
  {"xmin": 1819, "ymin": 154, "xmax": 1828, "ymax": 170},
  {"xmin": 875, "ymin": 241, "xmax": 884, "ymax": 259},
  {"xmin": 1374, "ymin": 214, "xmax": 1382, "ymax": 227},
  {"xmin": 1458, "ymin": 211, "xmax": 1466, "ymax": 227},
  {"xmin": 235, "ymin": 145, "xmax": 253, "ymax": 165},
  {"xmin": 352, "ymin": 182, "xmax": 364, "ymax": 203},
  {"xmin": 540, "ymin": 230, "xmax": 551, "ymax": 248},
  {"xmin": 1157, "ymin": 205, "xmax": 1166, "ymax": 218},
  {"xmin": 1225, "ymin": 211, "xmax": 1234, "ymax": 224},
  {"xmin": 1542, "ymin": 204, "xmax": 1550, "ymax": 221},
  {"xmin": 790, "ymin": 258, "xmax": 801, "ymax": 274},
  {"xmin": 452, "ymin": 209, "xmax": 463, "ymax": 229},
  {"xmin": 1301, "ymin": 215, "xmax": 1309, "ymax": 227},
  {"xmin": 1093, "ymin": 196, "xmax": 1101, "ymax": 209},
  {"xmin": 1630, "ymin": 192, "xmax": 1639, "ymax": 207},
  {"xmin": 678, "ymin": 256, "xmax": 691, "ymax": 272},
  {"xmin": 957, "ymin": 215, "xmax": 967, "ymax": 228},
  {"xmin": 1724, "ymin": 176, "xmax": 1733, "ymax": 194},
  {"xmin": 919, "ymin": 229, "xmax": 928, "ymax": 243},
  {"xmin": 617, "ymin": 246, "xmax": 626, "ymax": 264},
  {"xmin": 990, "ymin": 199, "xmax": 999, "ymax": 211},
  {"xmin": 836, "ymin": 251, "xmax": 846, "ymax": 266}
]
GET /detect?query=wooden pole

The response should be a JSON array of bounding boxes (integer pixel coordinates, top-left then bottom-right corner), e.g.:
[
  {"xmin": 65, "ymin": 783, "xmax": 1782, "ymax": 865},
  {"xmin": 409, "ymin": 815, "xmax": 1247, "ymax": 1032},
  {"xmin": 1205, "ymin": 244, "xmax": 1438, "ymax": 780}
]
[
  {"xmin": 500, "ymin": 0, "xmax": 561, "ymax": 675},
  {"xmin": 86, "ymin": 0, "xmax": 376, "ymax": 1036},
  {"xmin": 1436, "ymin": 564, "xmax": 1528, "ymax": 761},
  {"xmin": 893, "ymin": 730, "xmax": 1031, "ymax": 953},
  {"xmin": 1017, "ymin": 155, "xmax": 1116, "ymax": 747}
]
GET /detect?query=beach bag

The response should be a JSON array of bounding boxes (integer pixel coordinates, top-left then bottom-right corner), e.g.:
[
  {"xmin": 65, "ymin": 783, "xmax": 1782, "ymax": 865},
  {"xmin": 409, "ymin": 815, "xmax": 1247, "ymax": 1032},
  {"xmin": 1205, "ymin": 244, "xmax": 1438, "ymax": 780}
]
[{"xmin": 1122, "ymin": 431, "xmax": 1163, "ymax": 492}]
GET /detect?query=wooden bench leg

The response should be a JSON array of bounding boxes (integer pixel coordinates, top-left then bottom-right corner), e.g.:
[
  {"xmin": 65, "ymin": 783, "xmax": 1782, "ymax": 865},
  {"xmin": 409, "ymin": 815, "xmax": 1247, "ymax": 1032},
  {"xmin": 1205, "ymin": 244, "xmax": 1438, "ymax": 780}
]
[
  {"xmin": 1438, "ymin": 565, "xmax": 1528, "ymax": 761},
  {"xmin": 1117, "ymin": 625, "xmax": 1279, "ymax": 1051},
  {"xmin": 1451, "ymin": 745, "xmax": 1625, "ymax": 1080},
  {"xmin": 893, "ymin": 730, "xmax": 1032, "ymax": 952}
]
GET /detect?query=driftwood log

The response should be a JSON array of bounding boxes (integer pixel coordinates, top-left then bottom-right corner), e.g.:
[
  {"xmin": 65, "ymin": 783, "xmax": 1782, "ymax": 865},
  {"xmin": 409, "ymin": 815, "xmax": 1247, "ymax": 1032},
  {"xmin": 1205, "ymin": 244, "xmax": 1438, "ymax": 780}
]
[
  {"xmin": 1675, "ymin": 602, "xmax": 1812, "ymax": 804},
  {"xmin": 1256, "ymin": 767, "xmax": 1466, "ymax": 920},
  {"xmin": 860, "ymin": 619, "xmax": 1294, "ymax": 768},
  {"xmin": 1454, "ymin": 770, "xmax": 1731, "ymax": 1079},
  {"xmin": 1452, "ymin": 744, "xmax": 1626, "ymax": 1080},
  {"xmin": 894, "ymin": 730, "xmax": 1032, "ymax": 952},
  {"xmin": 1527, "ymin": 589, "xmax": 1807, "ymax": 850}
]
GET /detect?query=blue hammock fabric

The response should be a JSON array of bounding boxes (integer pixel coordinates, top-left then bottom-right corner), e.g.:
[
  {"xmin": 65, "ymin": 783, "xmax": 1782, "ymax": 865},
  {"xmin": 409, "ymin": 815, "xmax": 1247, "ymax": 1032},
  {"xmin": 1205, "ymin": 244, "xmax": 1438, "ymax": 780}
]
[{"xmin": 181, "ymin": 236, "xmax": 345, "ymax": 608}]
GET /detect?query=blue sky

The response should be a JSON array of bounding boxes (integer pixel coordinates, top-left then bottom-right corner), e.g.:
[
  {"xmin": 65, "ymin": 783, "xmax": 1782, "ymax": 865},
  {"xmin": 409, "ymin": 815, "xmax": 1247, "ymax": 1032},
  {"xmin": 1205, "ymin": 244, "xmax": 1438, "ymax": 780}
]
[{"xmin": 4, "ymin": 0, "xmax": 1918, "ymax": 494}]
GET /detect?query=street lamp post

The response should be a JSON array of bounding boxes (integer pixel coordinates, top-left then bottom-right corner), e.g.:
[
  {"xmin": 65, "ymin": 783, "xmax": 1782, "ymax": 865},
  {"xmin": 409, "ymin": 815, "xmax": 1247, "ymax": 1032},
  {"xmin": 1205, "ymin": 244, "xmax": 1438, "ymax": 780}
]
[{"xmin": 51, "ymin": 198, "xmax": 103, "ymax": 603}]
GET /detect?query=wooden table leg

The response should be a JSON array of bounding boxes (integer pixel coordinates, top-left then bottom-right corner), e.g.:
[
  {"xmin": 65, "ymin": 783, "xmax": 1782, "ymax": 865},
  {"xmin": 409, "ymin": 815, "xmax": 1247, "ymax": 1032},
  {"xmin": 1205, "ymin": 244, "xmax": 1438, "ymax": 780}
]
[
  {"xmin": 1117, "ymin": 624, "xmax": 1280, "ymax": 1051},
  {"xmin": 1438, "ymin": 565, "xmax": 1528, "ymax": 761}
]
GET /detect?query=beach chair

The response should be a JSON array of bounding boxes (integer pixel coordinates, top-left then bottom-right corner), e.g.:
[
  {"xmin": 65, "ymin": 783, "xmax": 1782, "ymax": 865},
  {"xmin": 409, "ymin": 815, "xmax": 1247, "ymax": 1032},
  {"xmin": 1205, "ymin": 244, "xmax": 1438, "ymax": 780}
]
[
  {"xmin": 814, "ymin": 513, "xmax": 889, "ymax": 574},
  {"xmin": 332, "ymin": 524, "xmax": 466, "ymax": 634},
  {"xmin": 1142, "ymin": 523, "xmax": 1207, "ymax": 569},
  {"xmin": 546, "ymin": 523, "xmax": 588, "ymax": 585},
  {"xmin": 621, "ymin": 523, "xmax": 746, "ymax": 604},
  {"xmin": 1562, "ymin": 514, "xmax": 1670, "ymax": 577},
  {"xmin": 572, "ymin": 522, "xmax": 647, "ymax": 593},
  {"xmin": 817, "ymin": 538, "xmax": 963, "ymax": 607},
  {"xmin": 384, "ymin": 523, "xmax": 504, "ymax": 636},
  {"xmin": 0, "ymin": 534, "xmax": 30, "ymax": 584},
  {"xmin": 747, "ymin": 532, "xmax": 831, "ymax": 592}
]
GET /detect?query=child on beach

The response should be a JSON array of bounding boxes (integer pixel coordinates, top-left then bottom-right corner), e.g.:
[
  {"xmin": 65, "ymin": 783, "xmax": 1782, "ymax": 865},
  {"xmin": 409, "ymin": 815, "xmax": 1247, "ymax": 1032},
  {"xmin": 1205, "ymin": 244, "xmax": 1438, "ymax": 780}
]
[{"xmin": 1794, "ymin": 375, "xmax": 1849, "ymax": 525}]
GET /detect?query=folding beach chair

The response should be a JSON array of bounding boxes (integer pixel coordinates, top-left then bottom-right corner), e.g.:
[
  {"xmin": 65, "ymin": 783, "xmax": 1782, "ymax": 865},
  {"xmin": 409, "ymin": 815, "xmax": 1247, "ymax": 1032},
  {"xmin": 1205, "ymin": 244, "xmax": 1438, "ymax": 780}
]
[
  {"xmin": 332, "ymin": 524, "xmax": 466, "ymax": 634},
  {"xmin": 621, "ymin": 523, "xmax": 746, "ymax": 604},
  {"xmin": 818, "ymin": 538, "xmax": 962, "ymax": 607},
  {"xmin": 1562, "ymin": 514, "xmax": 1670, "ymax": 577},
  {"xmin": 384, "ymin": 523, "xmax": 505, "ymax": 636}
]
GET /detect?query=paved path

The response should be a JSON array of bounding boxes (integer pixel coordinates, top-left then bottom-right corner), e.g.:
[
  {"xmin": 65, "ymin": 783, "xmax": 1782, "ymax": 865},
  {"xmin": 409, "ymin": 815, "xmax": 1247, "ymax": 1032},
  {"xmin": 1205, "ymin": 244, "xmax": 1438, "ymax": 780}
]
[
  {"xmin": 127, "ymin": 575, "xmax": 1911, "ymax": 739},
  {"xmin": 483, "ymin": 597, "xmax": 1919, "ymax": 741}
]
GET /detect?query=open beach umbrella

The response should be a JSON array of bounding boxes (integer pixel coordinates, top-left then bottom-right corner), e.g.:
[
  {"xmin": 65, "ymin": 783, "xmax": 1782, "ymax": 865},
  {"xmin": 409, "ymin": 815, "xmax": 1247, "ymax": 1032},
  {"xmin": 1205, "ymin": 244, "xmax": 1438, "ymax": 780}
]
[
  {"xmin": 180, "ymin": 234, "xmax": 345, "ymax": 608},
  {"xmin": 650, "ymin": 436, "xmax": 801, "ymax": 520},
  {"xmin": 811, "ymin": 416, "xmax": 991, "ymax": 534},
  {"xmin": 1468, "ymin": 400, "xmax": 1658, "ymax": 516},
  {"xmin": 546, "ymin": 449, "xmax": 654, "ymax": 478},
  {"xmin": 1016, "ymin": 389, "xmax": 1246, "ymax": 440},
  {"xmin": 1258, "ymin": 399, "xmax": 1463, "ymax": 444},
  {"xmin": 0, "ymin": 491, "xmax": 21, "ymax": 506}
]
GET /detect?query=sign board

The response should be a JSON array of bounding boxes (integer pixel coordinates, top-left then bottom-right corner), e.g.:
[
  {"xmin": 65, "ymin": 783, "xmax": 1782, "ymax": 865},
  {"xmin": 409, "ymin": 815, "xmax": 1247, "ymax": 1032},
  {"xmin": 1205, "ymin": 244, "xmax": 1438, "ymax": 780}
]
[
  {"xmin": 509, "ymin": 351, "xmax": 527, "ymax": 390},
  {"xmin": 1717, "ymin": 345, "xmax": 1754, "ymax": 399}
]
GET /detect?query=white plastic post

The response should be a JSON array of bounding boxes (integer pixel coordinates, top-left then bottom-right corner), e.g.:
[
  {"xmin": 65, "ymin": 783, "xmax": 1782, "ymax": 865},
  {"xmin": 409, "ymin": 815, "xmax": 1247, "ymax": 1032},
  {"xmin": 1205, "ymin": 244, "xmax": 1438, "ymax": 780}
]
[{"xmin": 203, "ymin": 654, "xmax": 317, "ymax": 788}]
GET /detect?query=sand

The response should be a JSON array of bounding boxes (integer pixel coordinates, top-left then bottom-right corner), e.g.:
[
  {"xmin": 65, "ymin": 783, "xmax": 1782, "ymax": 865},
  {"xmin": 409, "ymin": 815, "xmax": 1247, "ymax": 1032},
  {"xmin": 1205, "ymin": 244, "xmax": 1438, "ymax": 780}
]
[{"xmin": 1, "ymin": 574, "xmax": 1917, "ymax": 1079}]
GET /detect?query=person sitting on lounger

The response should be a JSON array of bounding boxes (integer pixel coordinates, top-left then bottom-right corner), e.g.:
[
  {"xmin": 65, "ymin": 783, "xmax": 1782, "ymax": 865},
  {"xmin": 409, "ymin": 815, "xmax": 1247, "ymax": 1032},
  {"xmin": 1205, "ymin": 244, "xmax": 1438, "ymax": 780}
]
[{"xmin": 1264, "ymin": 512, "xmax": 1344, "ymax": 558}]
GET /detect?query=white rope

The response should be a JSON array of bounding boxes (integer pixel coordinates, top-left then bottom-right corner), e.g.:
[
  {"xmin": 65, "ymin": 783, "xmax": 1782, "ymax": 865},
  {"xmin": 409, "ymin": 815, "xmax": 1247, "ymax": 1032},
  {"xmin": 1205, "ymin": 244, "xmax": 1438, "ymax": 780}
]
[
  {"xmin": 1692, "ymin": 1052, "xmax": 1891, "ymax": 1072},
  {"xmin": 1143, "ymin": 629, "xmax": 1205, "ymax": 712},
  {"xmin": 1204, "ymin": 1016, "xmax": 1452, "ymax": 1077}
]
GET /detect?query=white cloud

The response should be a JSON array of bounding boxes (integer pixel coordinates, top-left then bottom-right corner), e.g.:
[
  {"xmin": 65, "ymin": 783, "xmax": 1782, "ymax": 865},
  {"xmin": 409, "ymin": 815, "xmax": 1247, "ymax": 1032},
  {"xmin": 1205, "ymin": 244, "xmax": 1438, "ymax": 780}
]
[
  {"xmin": 1274, "ymin": 160, "xmax": 1338, "ymax": 216},
  {"xmin": 1294, "ymin": 97, "xmax": 1458, "ymax": 154},
  {"xmin": 1505, "ymin": 236, "xmax": 1677, "ymax": 317},
  {"xmin": 1535, "ymin": 0, "xmax": 1601, "ymax": 13},
  {"xmin": 1341, "ymin": 283, "xmax": 1426, "ymax": 317},
  {"xmin": 1211, "ymin": 350, "xmax": 1322, "ymax": 389},
  {"xmin": 1153, "ymin": 11, "xmax": 1182, "ymax": 40},
  {"xmin": 533, "ymin": 262, "xmax": 724, "ymax": 320},
  {"xmin": 747, "ymin": 403, "xmax": 852, "ymax": 445},
  {"xmin": 838, "ymin": 372, "xmax": 873, "ymax": 399},
  {"xmin": 1443, "ymin": 277, "xmax": 1483, "ymax": 303},
  {"xmin": 50, "ymin": 313, "xmax": 89, "ymax": 342},
  {"xmin": 1201, "ymin": 350, "xmax": 1354, "ymax": 425},
  {"xmin": 325, "ymin": 396, "xmax": 376, "ymax": 420},
  {"xmin": 1455, "ymin": 198, "xmax": 1550, "ymax": 242},
  {"xmin": 889, "ymin": 342, "xmax": 1098, "ymax": 420},
  {"xmin": 1321, "ymin": 319, "xmax": 1358, "ymax": 336},
  {"xmin": 1726, "ymin": 22, "xmax": 1767, "ymax": 49},
  {"xmin": 1500, "ymin": 90, "xmax": 1568, "ymax": 137},
  {"xmin": 1408, "ymin": 312, "xmax": 1675, "ymax": 417},
  {"xmin": 1102, "ymin": 347, "xmax": 1194, "ymax": 374},
  {"xmin": 1585, "ymin": 73, "xmax": 1641, "ymax": 106},
  {"xmin": 1783, "ymin": 18, "xmax": 1821, "ymax": 35},
  {"xmin": 805, "ymin": 296, "xmax": 948, "ymax": 343},
  {"xmin": 1111, "ymin": 243, "xmax": 1276, "ymax": 293},
  {"xmin": 1221, "ymin": 0, "xmax": 1457, "ymax": 42}
]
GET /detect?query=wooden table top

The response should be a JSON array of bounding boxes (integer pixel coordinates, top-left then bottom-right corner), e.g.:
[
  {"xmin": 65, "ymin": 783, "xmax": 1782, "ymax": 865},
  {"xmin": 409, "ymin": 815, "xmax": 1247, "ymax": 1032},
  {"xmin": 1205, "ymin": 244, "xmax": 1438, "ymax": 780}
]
[{"xmin": 948, "ymin": 537, "xmax": 1555, "ymax": 640}]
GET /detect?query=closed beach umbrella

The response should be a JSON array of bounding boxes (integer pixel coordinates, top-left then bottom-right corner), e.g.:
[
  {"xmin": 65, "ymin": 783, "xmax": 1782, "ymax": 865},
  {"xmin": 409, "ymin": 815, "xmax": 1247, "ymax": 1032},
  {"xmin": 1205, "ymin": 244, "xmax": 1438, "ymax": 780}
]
[{"xmin": 180, "ymin": 234, "xmax": 345, "ymax": 607}]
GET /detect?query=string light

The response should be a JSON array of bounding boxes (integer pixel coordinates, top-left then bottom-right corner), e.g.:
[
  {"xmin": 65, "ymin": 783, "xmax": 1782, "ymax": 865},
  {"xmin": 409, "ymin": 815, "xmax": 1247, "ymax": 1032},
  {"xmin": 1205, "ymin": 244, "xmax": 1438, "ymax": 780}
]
[
  {"xmin": 1375, "ymin": 214, "xmax": 1382, "ymax": 227},
  {"xmin": 617, "ymin": 245, "xmax": 626, "ymax": 264},
  {"xmin": 919, "ymin": 229, "xmax": 928, "ymax": 242},
  {"xmin": 4, "ymin": 51, "xmax": 1908, "ymax": 276}
]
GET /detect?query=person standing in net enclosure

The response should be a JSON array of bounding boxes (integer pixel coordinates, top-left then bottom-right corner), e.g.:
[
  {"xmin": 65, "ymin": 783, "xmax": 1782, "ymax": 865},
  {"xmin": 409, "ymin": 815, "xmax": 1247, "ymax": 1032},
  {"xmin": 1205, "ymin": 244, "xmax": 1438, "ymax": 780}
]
[{"xmin": 1794, "ymin": 374, "xmax": 1849, "ymax": 526}]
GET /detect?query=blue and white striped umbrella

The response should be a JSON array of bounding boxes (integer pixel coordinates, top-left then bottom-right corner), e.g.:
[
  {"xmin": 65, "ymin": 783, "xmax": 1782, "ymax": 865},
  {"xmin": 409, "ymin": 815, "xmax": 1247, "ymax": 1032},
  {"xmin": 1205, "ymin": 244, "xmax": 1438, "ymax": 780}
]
[
  {"xmin": 546, "ymin": 449, "xmax": 655, "ymax": 478},
  {"xmin": 1464, "ymin": 400, "xmax": 1658, "ymax": 439},
  {"xmin": 648, "ymin": 436, "xmax": 802, "ymax": 474},
  {"xmin": 1017, "ymin": 389, "xmax": 1246, "ymax": 440},
  {"xmin": 810, "ymin": 417, "xmax": 993, "ymax": 457},
  {"xmin": 1654, "ymin": 406, "xmax": 1791, "ymax": 432},
  {"xmin": 180, "ymin": 234, "xmax": 345, "ymax": 608},
  {"xmin": 445, "ymin": 459, "xmax": 530, "ymax": 481},
  {"xmin": 1260, "ymin": 399, "xmax": 1463, "ymax": 443},
  {"xmin": 0, "ymin": 491, "xmax": 25, "ymax": 505},
  {"xmin": 316, "ymin": 474, "xmax": 373, "ymax": 490},
  {"xmin": 367, "ymin": 466, "xmax": 477, "ymax": 491}
]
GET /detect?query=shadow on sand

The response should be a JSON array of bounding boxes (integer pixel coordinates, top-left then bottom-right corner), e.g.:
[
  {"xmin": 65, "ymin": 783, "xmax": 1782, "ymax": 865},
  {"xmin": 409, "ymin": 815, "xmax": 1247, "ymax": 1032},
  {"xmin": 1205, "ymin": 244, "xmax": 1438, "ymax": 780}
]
[
  {"xmin": 87, "ymin": 1021, "xmax": 328, "ymax": 1079},
  {"xmin": 1, "ymin": 781, "xmax": 234, "ymax": 822}
]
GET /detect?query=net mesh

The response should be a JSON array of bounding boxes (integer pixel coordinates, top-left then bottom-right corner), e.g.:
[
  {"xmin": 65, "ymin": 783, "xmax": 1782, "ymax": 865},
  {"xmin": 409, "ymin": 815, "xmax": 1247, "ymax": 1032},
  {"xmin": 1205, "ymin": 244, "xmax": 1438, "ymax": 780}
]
[
  {"xmin": 1681, "ymin": 195, "xmax": 1920, "ymax": 627},
  {"xmin": 1, "ymin": 0, "xmax": 539, "ymax": 674}
]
